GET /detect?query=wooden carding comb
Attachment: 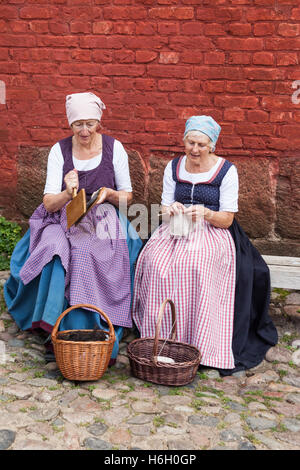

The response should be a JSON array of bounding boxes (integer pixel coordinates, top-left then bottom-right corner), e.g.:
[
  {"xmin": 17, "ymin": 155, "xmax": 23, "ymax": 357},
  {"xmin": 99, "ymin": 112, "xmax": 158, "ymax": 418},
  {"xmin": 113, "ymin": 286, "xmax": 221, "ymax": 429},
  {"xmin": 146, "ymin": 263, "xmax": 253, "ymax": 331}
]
[{"xmin": 66, "ymin": 187, "xmax": 87, "ymax": 229}]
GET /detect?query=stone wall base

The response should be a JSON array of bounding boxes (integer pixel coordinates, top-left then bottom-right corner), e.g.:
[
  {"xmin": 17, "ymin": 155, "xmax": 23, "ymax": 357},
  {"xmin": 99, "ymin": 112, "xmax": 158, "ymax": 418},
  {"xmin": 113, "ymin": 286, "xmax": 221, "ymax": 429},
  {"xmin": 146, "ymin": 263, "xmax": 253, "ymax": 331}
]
[{"xmin": 0, "ymin": 146, "xmax": 299, "ymax": 256}]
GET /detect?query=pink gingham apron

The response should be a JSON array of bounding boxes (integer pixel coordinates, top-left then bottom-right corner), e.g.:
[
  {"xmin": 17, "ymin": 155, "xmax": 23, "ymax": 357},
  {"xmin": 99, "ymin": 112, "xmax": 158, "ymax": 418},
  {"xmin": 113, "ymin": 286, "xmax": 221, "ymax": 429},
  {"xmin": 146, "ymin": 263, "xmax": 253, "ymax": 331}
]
[{"xmin": 132, "ymin": 220, "xmax": 236, "ymax": 369}]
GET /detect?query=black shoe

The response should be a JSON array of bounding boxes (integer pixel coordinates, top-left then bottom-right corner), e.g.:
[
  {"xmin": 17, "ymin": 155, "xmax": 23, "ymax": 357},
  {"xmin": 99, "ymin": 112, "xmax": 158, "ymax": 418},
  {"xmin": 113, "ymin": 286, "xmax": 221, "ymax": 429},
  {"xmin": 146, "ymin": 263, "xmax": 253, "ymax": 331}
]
[
  {"xmin": 44, "ymin": 351, "xmax": 56, "ymax": 363},
  {"xmin": 43, "ymin": 334, "xmax": 52, "ymax": 345}
]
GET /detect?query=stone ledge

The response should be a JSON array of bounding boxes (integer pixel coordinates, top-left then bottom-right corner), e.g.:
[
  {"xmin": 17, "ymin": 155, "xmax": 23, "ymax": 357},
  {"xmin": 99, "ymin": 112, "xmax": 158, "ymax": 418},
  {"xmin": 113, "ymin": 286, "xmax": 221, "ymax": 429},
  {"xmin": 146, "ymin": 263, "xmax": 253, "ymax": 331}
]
[
  {"xmin": 9, "ymin": 145, "xmax": 300, "ymax": 255},
  {"xmin": 253, "ymin": 239, "xmax": 300, "ymax": 258}
]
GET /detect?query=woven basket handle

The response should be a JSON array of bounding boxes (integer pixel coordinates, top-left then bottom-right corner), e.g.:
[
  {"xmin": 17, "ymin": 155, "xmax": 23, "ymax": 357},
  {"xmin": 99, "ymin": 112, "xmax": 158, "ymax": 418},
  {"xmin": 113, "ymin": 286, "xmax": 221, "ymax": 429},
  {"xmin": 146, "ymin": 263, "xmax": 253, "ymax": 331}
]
[
  {"xmin": 51, "ymin": 304, "xmax": 115, "ymax": 341},
  {"xmin": 152, "ymin": 299, "xmax": 176, "ymax": 365}
]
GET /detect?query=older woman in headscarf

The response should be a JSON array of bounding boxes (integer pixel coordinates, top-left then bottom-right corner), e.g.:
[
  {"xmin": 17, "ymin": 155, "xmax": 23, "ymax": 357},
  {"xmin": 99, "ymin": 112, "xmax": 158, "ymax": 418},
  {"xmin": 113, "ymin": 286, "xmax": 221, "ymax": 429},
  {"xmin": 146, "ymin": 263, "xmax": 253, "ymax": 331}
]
[
  {"xmin": 4, "ymin": 92, "xmax": 142, "ymax": 363},
  {"xmin": 132, "ymin": 115, "xmax": 277, "ymax": 375}
]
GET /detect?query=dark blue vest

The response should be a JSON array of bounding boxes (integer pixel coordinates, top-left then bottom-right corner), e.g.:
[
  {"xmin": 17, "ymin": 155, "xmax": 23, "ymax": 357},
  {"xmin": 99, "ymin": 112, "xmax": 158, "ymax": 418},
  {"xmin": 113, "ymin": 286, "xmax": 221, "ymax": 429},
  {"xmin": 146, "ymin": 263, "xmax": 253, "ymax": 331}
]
[{"xmin": 172, "ymin": 156, "xmax": 233, "ymax": 211}]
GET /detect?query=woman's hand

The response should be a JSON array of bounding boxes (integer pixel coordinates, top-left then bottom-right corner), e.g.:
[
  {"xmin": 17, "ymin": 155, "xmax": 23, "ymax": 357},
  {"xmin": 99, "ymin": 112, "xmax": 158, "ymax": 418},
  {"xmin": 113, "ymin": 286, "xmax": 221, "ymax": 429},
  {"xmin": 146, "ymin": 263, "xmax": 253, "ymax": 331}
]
[
  {"xmin": 64, "ymin": 169, "xmax": 79, "ymax": 196},
  {"xmin": 44, "ymin": 168, "xmax": 79, "ymax": 212},
  {"xmin": 92, "ymin": 187, "xmax": 133, "ymax": 208},
  {"xmin": 94, "ymin": 187, "xmax": 110, "ymax": 204},
  {"xmin": 185, "ymin": 205, "xmax": 234, "ymax": 228},
  {"xmin": 184, "ymin": 204, "xmax": 209, "ymax": 223},
  {"xmin": 167, "ymin": 201, "xmax": 186, "ymax": 216}
]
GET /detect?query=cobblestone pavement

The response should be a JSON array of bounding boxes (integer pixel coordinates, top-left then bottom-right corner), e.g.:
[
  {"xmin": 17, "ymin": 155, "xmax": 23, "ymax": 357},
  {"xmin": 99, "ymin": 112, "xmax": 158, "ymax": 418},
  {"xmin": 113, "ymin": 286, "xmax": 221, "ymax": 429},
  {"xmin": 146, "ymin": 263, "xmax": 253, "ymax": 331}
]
[{"xmin": 0, "ymin": 271, "xmax": 299, "ymax": 451}]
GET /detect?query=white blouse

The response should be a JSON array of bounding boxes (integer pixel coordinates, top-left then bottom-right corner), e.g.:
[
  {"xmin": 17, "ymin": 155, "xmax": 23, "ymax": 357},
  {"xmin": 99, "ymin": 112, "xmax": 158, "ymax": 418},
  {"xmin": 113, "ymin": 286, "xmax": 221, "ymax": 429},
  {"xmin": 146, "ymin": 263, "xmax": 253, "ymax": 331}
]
[
  {"xmin": 43, "ymin": 139, "xmax": 132, "ymax": 194},
  {"xmin": 161, "ymin": 156, "xmax": 239, "ymax": 212}
]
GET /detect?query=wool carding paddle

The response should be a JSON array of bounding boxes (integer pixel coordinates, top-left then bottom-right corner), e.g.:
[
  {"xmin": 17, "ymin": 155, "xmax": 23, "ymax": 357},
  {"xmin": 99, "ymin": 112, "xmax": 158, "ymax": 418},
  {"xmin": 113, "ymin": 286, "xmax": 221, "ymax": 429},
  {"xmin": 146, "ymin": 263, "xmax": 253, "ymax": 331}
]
[
  {"xmin": 66, "ymin": 187, "xmax": 87, "ymax": 229},
  {"xmin": 66, "ymin": 187, "xmax": 105, "ymax": 229}
]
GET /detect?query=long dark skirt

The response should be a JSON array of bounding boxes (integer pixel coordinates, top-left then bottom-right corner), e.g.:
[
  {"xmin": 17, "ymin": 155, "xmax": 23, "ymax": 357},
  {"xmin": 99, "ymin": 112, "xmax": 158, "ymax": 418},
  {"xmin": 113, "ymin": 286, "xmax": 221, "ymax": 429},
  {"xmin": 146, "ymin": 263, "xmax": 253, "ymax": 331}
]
[{"xmin": 219, "ymin": 219, "xmax": 278, "ymax": 375}]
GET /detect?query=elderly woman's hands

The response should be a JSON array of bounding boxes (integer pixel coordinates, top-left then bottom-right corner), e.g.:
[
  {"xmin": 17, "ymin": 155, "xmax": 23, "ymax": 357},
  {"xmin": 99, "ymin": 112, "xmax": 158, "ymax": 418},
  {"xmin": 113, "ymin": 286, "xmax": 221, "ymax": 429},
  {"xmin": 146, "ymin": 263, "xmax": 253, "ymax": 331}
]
[
  {"xmin": 91, "ymin": 187, "xmax": 112, "ymax": 205},
  {"xmin": 162, "ymin": 203, "xmax": 234, "ymax": 229},
  {"xmin": 160, "ymin": 202, "xmax": 185, "ymax": 222},
  {"xmin": 91, "ymin": 187, "xmax": 133, "ymax": 209},
  {"xmin": 94, "ymin": 187, "xmax": 110, "ymax": 204},
  {"xmin": 64, "ymin": 169, "xmax": 79, "ymax": 196},
  {"xmin": 184, "ymin": 205, "xmax": 235, "ymax": 229},
  {"xmin": 169, "ymin": 201, "xmax": 186, "ymax": 215},
  {"xmin": 164, "ymin": 201, "xmax": 186, "ymax": 216},
  {"xmin": 43, "ymin": 169, "xmax": 79, "ymax": 212},
  {"xmin": 184, "ymin": 204, "xmax": 209, "ymax": 222}
]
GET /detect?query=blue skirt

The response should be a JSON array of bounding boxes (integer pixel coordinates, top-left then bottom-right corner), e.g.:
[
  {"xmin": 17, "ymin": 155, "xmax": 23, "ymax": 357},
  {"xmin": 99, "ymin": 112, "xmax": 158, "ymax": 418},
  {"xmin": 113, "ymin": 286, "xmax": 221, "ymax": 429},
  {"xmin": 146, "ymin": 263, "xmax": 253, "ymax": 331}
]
[{"xmin": 4, "ymin": 210, "xmax": 143, "ymax": 362}]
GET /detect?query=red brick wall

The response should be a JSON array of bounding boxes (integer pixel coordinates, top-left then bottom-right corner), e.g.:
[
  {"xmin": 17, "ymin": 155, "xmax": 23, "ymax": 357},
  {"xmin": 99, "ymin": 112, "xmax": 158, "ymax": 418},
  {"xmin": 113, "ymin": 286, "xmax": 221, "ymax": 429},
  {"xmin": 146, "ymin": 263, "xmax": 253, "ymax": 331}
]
[{"xmin": 0, "ymin": 0, "xmax": 300, "ymax": 246}]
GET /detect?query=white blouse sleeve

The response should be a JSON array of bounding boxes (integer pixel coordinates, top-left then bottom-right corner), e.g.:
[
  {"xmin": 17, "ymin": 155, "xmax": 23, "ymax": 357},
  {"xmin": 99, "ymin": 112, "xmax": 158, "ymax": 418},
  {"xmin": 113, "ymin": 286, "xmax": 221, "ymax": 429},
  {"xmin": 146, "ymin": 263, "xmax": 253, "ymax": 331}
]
[
  {"xmin": 219, "ymin": 165, "xmax": 239, "ymax": 213},
  {"xmin": 113, "ymin": 140, "xmax": 132, "ymax": 192},
  {"xmin": 43, "ymin": 143, "xmax": 64, "ymax": 195},
  {"xmin": 161, "ymin": 161, "xmax": 176, "ymax": 206}
]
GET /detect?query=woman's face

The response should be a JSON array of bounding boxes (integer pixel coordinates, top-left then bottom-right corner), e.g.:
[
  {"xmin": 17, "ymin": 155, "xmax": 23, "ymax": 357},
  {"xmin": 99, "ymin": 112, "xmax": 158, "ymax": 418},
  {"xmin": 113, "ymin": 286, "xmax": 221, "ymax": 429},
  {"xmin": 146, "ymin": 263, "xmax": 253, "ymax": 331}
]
[
  {"xmin": 184, "ymin": 131, "xmax": 212, "ymax": 161},
  {"xmin": 71, "ymin": 119, "xmax": 99, "ymax": 145}
]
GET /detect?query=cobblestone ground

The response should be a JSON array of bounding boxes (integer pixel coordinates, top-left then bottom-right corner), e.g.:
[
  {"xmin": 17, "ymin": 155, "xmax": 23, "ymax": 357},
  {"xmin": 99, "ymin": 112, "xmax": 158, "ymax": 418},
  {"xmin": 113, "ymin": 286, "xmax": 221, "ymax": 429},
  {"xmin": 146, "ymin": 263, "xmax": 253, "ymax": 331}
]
[{"xmin": 0, "ymin": 271, "xmax": 299, "ymax": 451}]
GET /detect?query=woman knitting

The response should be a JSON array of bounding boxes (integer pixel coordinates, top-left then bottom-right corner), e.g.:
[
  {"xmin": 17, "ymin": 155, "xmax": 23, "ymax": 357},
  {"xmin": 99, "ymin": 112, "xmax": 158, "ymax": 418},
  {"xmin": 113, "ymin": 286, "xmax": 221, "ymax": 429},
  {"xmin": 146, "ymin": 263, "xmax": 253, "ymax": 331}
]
[{"xmin": 132, "ymin": 115, "xmax": 278, "ymax": 375}]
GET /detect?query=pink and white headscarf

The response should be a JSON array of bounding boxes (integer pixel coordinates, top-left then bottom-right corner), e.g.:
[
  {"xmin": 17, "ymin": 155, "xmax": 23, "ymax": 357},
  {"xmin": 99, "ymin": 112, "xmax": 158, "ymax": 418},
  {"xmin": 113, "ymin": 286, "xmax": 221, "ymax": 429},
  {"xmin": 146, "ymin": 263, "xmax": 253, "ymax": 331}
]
[{"xmin": 65, "ymin": 92, "xmax": 106, "ymax": 126}]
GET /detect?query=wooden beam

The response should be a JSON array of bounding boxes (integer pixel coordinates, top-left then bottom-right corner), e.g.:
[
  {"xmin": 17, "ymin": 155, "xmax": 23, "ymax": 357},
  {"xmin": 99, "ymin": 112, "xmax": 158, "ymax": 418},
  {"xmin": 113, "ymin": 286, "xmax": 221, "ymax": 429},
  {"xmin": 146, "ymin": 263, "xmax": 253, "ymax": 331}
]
[
  {"xmin": 262, "ymin": 256, "xmax": 300, "ymax": 290},
  {"xmin": 262, "ymin": 256, "xmax": 300, "ymax": 267}
]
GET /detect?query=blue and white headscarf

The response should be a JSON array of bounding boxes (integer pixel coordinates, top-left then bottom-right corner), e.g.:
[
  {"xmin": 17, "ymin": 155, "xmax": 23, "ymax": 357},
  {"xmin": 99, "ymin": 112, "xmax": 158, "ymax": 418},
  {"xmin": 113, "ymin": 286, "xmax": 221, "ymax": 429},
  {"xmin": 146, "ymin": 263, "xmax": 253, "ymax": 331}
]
[{"xmin": 184, "ymin": 116, "xmax": 221, "ymax": 150}]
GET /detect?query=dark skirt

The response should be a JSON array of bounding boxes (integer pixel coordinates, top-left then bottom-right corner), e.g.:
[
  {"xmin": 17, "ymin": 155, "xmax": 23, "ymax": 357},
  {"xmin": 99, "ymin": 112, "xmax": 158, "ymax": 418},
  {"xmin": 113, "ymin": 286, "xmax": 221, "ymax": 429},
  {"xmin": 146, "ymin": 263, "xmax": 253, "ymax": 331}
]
[{"xmin": 218, "ymin": 219, "xmax": 278, "ymax": 375}]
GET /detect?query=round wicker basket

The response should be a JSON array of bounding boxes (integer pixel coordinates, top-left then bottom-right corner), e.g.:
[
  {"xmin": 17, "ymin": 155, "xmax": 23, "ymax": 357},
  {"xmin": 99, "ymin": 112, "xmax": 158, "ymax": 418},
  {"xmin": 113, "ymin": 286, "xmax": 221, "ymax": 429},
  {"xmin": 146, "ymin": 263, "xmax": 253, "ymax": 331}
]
[
  {"xmin": 127, "ymin": 299, "xmax": 201, "ymax": 386},
  {"xmin": 51, "ymin": 304, "xmax": 115, "ymax": 381}
]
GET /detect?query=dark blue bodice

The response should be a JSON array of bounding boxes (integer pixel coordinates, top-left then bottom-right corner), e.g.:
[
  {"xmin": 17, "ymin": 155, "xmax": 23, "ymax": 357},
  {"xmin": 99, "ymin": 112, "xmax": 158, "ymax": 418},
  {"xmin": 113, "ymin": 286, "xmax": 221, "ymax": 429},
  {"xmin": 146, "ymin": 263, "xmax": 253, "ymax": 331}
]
[{"xmin": 172, "ymin": 156, "xmax": 233, "ymax": 211}]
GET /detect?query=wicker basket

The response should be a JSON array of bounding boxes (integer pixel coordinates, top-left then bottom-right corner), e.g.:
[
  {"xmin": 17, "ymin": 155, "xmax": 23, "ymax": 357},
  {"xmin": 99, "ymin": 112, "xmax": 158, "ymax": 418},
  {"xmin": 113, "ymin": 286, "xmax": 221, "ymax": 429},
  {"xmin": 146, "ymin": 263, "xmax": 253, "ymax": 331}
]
[
  {"xmin": 127, "ymin": 299, "xmax": 201, "ymax": 386},
  {"xmin": 51, "ymin": 304, "xmax": 115, "ymax": 381}
]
